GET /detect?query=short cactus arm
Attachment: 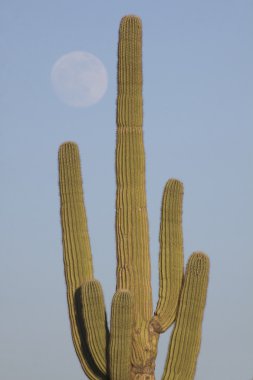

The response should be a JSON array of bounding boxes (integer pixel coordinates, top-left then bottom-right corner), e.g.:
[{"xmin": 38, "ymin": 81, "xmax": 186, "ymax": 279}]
[
  {"xmin": 58, "ymin": 142, "xmax": 98, "ymax": 380},
  {"xmin": 162, "ymin": 252, "xmax": 210, "ymax": 380},
  {"xmin": 81, "ymin": 280, "xmax": 108, "ymax": 375},
  {"xmin": 152, "ymin": 179, "xmax": 184, "ymax": 333},
  {"xmin": 115, "ymin": 15, "xmax": 153, "ymax": 322},
  {"xmin": 109, "ymin": 290, "xmax": 133, "ymax": 380}
]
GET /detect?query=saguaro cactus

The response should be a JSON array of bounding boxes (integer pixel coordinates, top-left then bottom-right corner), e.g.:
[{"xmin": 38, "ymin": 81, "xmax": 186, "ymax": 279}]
[{"xmin": 58, "ymin": 15, "xmax": 210, "ymax": 380}]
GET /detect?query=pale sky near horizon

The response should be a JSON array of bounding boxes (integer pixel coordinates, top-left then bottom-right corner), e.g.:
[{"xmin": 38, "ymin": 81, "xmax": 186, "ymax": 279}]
[{"xmin": 1, "ymin": 1, "xmax": 253, "ymax": 379}]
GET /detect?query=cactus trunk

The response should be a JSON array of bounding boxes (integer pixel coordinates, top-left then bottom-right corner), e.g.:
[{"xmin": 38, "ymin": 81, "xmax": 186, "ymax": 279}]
[{"xmin": 116, "ymin": 16, "xmax": 155, "ymax": 377}]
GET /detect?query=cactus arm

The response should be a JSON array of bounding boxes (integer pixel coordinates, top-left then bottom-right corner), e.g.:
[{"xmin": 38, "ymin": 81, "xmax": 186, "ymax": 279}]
[
  {"xmin": 81, "ymin": 280, "xmax": 109, "ymax": 375},
  {"xmin": 162, "ymin": 252, "xmax": 210, "ymax": 380},
  {"xmin": 109, "ymin": 290, "xmax": 133, "ymax": 380},
  {"xmin": 152, "ymin": 179, "xmax": 184, "ymax": 333},
  {"xmin": 58, "ymin": 142, "xmax": 98, "ymax": 379},
  {"xmin": 58, "ymin": 142, "xmax": 94, "ymax": 281},
  {"xmin": 115, "ymin": 15, "xmax": 152, "ymax": 322}
]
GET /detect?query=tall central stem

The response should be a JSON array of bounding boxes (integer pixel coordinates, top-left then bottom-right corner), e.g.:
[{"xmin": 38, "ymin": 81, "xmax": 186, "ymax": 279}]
[{"xmin": 115, "ymin": 16, "xmax": 156, "ymax": 376}]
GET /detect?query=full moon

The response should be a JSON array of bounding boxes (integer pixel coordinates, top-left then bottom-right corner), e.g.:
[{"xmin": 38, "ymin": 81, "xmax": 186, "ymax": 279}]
[{"xmin": 51, "ymin": 51, "xmax": 108, "ymax": 107}]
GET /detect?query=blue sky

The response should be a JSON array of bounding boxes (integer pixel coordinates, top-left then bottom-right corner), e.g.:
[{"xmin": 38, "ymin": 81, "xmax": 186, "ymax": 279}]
[{"xmin": 1, "ymin": 1, "xmax": 253, "ymax": 379}]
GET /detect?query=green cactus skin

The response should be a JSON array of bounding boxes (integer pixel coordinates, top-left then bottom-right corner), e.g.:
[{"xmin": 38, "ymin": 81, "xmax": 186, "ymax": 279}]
[
  {"xmin": 162, "ymin": 253, "xmax": 210, "ymax": 380},
  {"xmin": 58, "ymin": 15, "xmax": 210, "ymax": 380},
  {"xmin": 81, "ymin": 280, "xmax": 108, "ymax": 375},
  {"xmin": 110, "ymin": 291, "xmax": 133, "ymax": 380}
]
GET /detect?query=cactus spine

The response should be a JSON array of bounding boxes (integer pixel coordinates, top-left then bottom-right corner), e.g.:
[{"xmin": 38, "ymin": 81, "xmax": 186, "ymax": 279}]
[{"xmin": 58, "ymin": 15, "xmax": 209, "ymax": 380}]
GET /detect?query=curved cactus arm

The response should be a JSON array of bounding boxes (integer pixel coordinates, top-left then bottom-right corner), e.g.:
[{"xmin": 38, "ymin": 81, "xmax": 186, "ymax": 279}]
[
  {"xmin": 162, "ymin": 252, "xmax": 210, "ymax": 380},
  {"xmin": 81, "ymin": 280, "xmax": 109, "ymax": 376},
  {"xmin": 152, "ymin": 179, "xmax": 184, "ymax": 333},
  {"xmin": 115, "ymin": 15, "xmax": 152, "ymax": 323},
  {"xmin": 58, "ymin": 142, "xmax": 97, "ymax": 380},
  {"xmin": 109, "ymin": 290, "xmax": 133, "ymax": 380}
]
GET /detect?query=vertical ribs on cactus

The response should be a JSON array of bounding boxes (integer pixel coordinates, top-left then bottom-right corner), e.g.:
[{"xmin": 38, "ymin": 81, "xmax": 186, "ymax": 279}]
[{"xmin": 58, "ymin": 15, "xmax": 210, "ymax": 380}]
